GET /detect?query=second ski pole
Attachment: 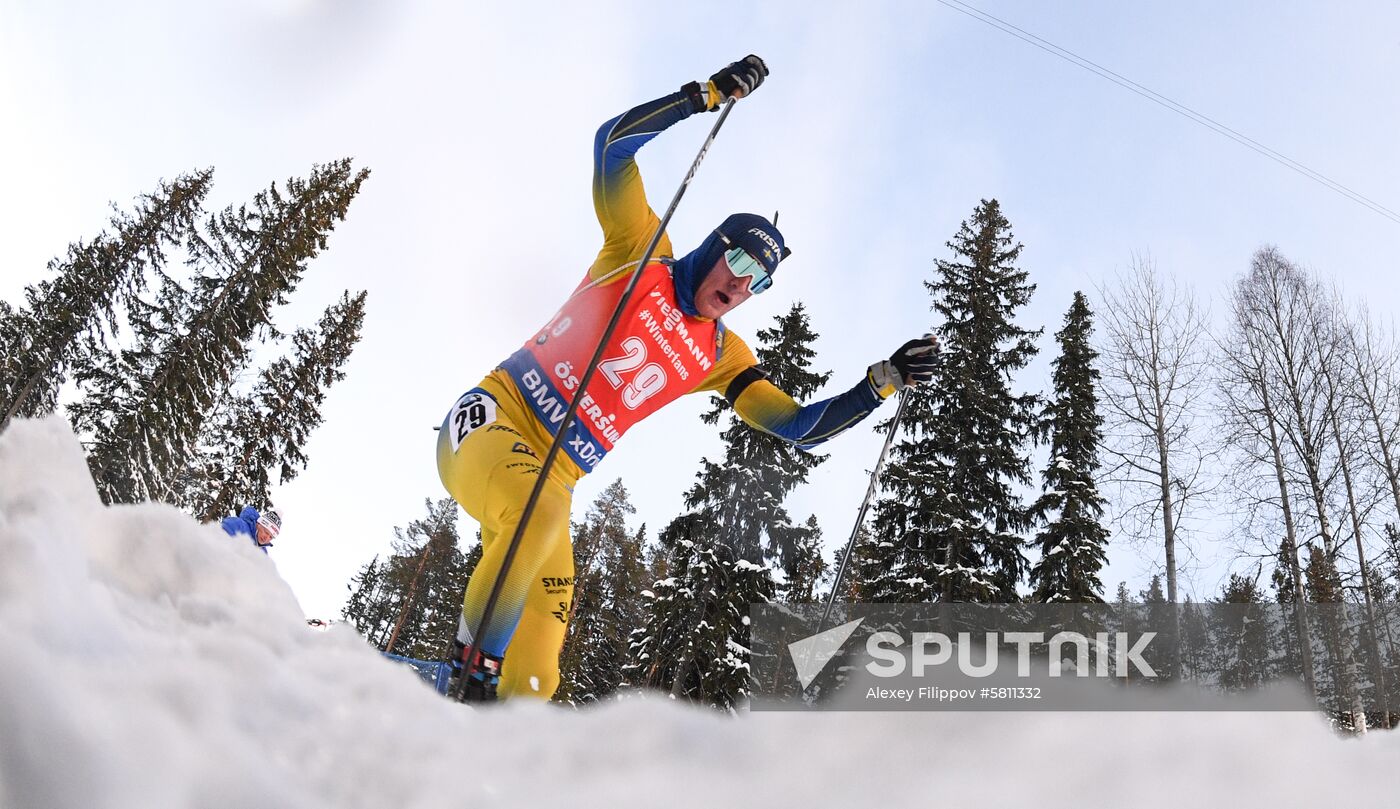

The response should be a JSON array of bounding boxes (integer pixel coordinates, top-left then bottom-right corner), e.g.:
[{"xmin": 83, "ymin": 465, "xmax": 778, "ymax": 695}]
[{"xmin": 817, "ymin": 387, "xmax": 911, "ymax": 634}]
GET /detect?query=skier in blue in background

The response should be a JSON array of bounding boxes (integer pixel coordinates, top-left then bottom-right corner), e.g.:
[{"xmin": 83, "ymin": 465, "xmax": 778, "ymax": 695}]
[{"xmin": 220, "ymin": 506, "xmax": 282, "ymax": 554}]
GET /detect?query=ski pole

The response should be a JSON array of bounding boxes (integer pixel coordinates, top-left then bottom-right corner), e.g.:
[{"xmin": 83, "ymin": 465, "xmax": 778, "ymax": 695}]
[
  {"xmin": 816, "ymin": 387, "xmax": 911, "ymax": 635},
  {"xmin": 452, "ymin": 97, "xmax": 739, "ymax": 700},
  {"xmin": 783, "ymin": 389, "xmax": 909, "ymax": 699}
]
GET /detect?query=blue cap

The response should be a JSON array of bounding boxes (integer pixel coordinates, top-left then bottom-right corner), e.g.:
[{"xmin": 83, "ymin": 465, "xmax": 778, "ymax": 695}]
[
  {"xmin": 715, "ymin": 213, "xmax": 787, "ymax": 277},
  {"xmin": 671, "ymin": 213, "xmax": 789, "ymax": 317}
]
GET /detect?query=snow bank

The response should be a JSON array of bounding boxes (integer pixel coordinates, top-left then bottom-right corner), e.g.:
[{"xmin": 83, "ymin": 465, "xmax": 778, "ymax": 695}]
[{"xmin": 1, "ymin": 417, "xmax": 1397, "ymax": 809}]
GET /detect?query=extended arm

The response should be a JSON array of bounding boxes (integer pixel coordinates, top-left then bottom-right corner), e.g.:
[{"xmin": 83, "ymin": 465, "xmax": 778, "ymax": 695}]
[
  {"xmin": 698, "ymin": 332, "xmax": 938, "ymax": 450},
  {"xmin": 730, "ymin": 369, "xmax": 887, "ymax": 450}
]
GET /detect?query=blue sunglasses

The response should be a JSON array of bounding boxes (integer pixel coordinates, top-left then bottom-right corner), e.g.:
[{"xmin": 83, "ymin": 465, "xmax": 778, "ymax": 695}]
[{"xmin": 722, "ymin": 247, "xmax": 773, "ymax": 294}]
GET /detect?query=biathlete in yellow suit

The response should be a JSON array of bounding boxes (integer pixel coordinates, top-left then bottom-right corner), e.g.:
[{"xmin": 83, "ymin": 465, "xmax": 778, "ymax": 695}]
[{"xmin": 436, "ymin": 56, "xmax": 939, "ymax": 702}]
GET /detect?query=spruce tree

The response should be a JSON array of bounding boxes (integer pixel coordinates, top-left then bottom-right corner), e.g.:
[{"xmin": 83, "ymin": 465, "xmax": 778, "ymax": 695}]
[
  {"xmin": 698, "ymin": 302, "xmax": 831, "ymax": 567},
  {"xmin": 1136, "ymin": 574, "xmax": 1178, "ymax": 679},
  {"xmin": 181, "ymin": 291, "xmax": 368, "ymax": 519},
  {"xmin": 1112, "ymin": 580, "xmax": 1135, "ymax": 637},
  {"xmin": 1029, "ymin": 292, "xmax": 1109, "ymax": 602},
  {"xmin": 865, "ymin": 199, "xmax": 1040, "ymax": 603},
  {"xmin": 391, "ymin": 499, "xmax": 474, "ymax": 660},
  {"xmin": 624, "ymin": 515, "xmax": 709, "ymax": 694},
  {"xmin": 343, "ymin": 555, "xmax": 389, "ymax": 641},
  {"xmin": 73, "ymin": 160, "xmax": 369, "ymax": 504},
  {"xmin": 1, "ymin": 171, "xmax": 212, "ymax": 429},
  {"xmin": 1213, "ymin": 574, "xmax": 1278, "ymax": 691},
  {"xmin": 780, "ymin": 515, "xmax": 827, "ymax": 603},
  {"xmin": 625, "ymin": 303, "xmax": 832, "ymax": 707},
  {"xmin": 625, "ymin": 515, "xmax": 775, "ymax": 710},
  {"xmin": 1140, "ymin": 574, "xmax": 1166, "ymax": 604},
  {"xmin": 556, "ymin": 480, "xmax": 649, "ymax": 704},
  {"xmin": 848, "ymin": 520, "xmax": 905, "ymax": 602},
  {"xmin": 343, "ymin": 555, "xmax": 396, "ymax": 647}
]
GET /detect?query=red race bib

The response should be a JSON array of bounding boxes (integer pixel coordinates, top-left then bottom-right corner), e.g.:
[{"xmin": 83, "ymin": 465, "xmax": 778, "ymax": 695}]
[{"xmin": 498, "ymin": 263, "xmax": 720, "ymax": 471}]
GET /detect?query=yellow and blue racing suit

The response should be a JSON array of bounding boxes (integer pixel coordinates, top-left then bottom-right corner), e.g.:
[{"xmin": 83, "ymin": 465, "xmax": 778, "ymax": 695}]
[{"xmin": 436, "ymin": 82, "xmax": 894, "ymax": 700}]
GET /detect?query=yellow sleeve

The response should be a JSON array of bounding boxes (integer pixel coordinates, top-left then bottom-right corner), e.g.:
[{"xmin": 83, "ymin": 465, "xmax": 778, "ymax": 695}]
[
  {"xmin": 588, "ymin": 147, "xmax": 672, "ymax": 283},
  {"xmin": 694, "ymin": 330, "xmax": 803, "ymax": 429},
  {"xmin": 694, "ymin": 330, "xmax": 759, "ymax": 393},
  {"xmin": 588, "ymin": 88, "xmax": 713, "ymax": 283}
]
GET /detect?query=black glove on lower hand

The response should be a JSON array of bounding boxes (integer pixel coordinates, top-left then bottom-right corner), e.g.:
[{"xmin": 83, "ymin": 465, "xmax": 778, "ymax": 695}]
[
  {"xmin": 710, "ymin": 55, "xmax": 769, "ymax": 100},
  {"xmin": 867, "ymin": 334, "xmax": 940, "ymax": 395},
  {"xmin": 892, "ymin": 335, "xmax": 939, "ymax": 386}
]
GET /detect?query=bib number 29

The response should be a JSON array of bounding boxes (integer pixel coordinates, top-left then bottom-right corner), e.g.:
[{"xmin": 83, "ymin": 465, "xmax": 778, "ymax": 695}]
[{"xmin": 598, "ymin": 337, "xmax": 668, "ymax": 410}]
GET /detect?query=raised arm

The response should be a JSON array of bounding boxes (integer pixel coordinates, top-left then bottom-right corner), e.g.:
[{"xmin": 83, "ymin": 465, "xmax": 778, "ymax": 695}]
[{"xmin": 588, "ymin": 56, "xmax": 769, "ymax": 283}]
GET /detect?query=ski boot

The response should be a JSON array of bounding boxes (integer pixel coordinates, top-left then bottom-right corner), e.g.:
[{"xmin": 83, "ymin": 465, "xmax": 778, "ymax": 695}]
[{"xmin": 448, "ymin": 640, "xmax": 503, "ymax": 703}]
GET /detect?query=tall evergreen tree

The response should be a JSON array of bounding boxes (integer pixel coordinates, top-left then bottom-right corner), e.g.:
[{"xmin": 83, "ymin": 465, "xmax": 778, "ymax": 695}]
[
  {"xmin": 1140, "ymin": 574, "xmax": 1166, "ymax": 604},
  {"xmin": 624, "ymin": 515, "xmax": 707, "ymax": 694},
  {"xmin": 1, "ymin": 171, "xmax": 212, "ymax": 429},
  {"xmin": 625, "ymin": 303, "xmax": 832, "ymax": 707},
  {"xmin": 1029, "ymin": 292, "xmax": 1109, "ymax": 602},
  {"xmin": 698, "ymin": 302, "xmax": 831, "ymax": 567},
  {"xmin": 556, "ymin": 480, "xmax": 649, "ymax": 704},
  {"xmin": 181, "ymin": 291, "xmax": 368, "ymax": 519},
  {"xmin": 71, "ymin": 160, "xmax": 369, "ymax": 503},
  {"xmin": 865, "ymin": 199, "xmax": 1041, "ymax": 603}
]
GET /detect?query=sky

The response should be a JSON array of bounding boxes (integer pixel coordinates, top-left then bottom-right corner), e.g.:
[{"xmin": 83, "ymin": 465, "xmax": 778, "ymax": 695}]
[
  {"xmin": 3, "ymin": 1, "xmax": 1399, "ymax": 619},
  {"xmin": 5, "ymin": 415, "xmax": 1398, "ymax": 807}
]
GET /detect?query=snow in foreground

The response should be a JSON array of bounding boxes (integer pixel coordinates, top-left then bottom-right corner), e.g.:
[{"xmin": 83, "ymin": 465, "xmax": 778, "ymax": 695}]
[{"xmin": 1, "ymin": 416, "xmax": 1398, "ymax": 809}]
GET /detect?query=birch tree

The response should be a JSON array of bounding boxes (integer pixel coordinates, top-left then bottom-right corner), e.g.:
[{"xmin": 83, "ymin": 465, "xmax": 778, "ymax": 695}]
[
  {"xmin": 1097, "ymin": 256, "xmax": 1214, "ymax": 604},
  {"xmin": 1217, "ymin": 276, "xmax": 1316, "ymax": 695}
]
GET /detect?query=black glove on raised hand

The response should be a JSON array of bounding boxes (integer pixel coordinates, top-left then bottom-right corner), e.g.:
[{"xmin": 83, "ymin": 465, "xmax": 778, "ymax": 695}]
[
  {"xmin": 867, "ymin": 335, "xmax": 940, "ymax": 396},
  {"xmin": 710, "ymin": 55, "xmax": 769, "ymax": 101}
]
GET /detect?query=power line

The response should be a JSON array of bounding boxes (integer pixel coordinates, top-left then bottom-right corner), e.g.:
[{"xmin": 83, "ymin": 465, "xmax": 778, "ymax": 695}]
[{"xmin": 935, "ymin": 0, "xmax": 1400, "ymax": 226}]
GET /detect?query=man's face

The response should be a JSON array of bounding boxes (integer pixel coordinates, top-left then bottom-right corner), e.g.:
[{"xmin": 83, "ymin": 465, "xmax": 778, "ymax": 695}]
[
  {"xmin": 694, "ymin": 255, "xmax": 756, "ymax": 319},
  {"xmin": 256, "ymin": 524, "xmax": 275, "ymax": 546}
]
